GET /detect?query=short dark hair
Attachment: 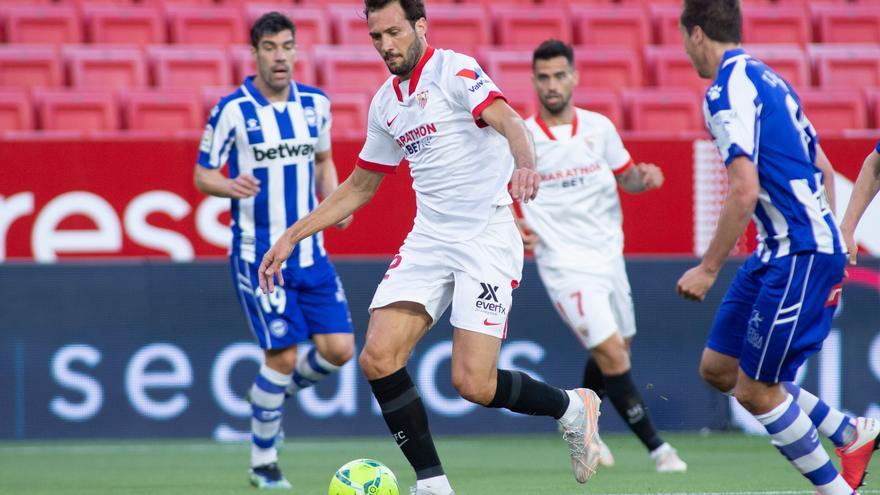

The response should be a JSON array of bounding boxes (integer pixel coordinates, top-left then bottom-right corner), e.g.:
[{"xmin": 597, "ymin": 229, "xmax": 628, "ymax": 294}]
[
  {"xmin": 680, "ymin": 0, "xmax": 742, "ymax": 44},
  {"xmin": 250, "ymin": 12, "xmax": 296, "ymax": 48},
  {"xmin": 363, "ymin": 0, "xmax": 426, "ymax": 24},
  {"xmin": 532, "ymin": 39, "xmax": 574, "ymax": 69}
]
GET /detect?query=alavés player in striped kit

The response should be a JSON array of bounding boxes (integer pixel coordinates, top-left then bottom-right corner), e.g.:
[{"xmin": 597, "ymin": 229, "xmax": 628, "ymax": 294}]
[
  {"xmin": 194, "ymin": 12, "xmax": 355, "ymax": 490},
  {"xmin": 676, "ymin": 1, "xmax": 879, "ymax": 494}
]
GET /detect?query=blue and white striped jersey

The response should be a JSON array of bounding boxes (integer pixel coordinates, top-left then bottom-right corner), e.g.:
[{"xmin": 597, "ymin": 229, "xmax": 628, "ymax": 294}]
[
  {"xmin": 198, "ymin": 77, "xmax": 332, "ymax": 267},
  {"xmin": 703, "ymin": 48, "xmax": 845, "ymax": 262}
]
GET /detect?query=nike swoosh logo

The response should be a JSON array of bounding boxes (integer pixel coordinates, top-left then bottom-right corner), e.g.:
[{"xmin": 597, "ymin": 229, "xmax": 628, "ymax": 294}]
[
  {"xmin": 397, "ymin": 438, "xmax": 409, "ymax": 448},
  {"xmin": 386, "ymin": 114, "xmax": 399, "ymax": 126},
  {"xmin": 483, "ymin": 318, "xmax": 503, "ymax": 326}
]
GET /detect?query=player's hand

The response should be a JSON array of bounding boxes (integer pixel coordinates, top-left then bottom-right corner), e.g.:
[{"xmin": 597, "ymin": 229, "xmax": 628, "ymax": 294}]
[
  {"xmin": 511, "ymin": 168, "xmax": 540, "ymax": 203},
  {"xmin": 258, "ymin": 236, "xmax": 295, "ymax": 294},
  {"xmin": 516, "ymin": 217, "xmax": 540, "ymax": 251},
  {"xmin": 841, "ymin": 227, "xmax": 858, "ymax": 265},
  {"xmin": 336, "ymin": 215, "xmax": 354, "ymax": 230},
  {"xmin": 676, "ymin": 265, "xmax": 718, "ymax": 302},
  {"xmin": 638, "ymin": 163, "xmax": 664, "ymax": 190},
  {"xmin": 227, "ymin": 174, "xmax": 261, "ymax": 199}
]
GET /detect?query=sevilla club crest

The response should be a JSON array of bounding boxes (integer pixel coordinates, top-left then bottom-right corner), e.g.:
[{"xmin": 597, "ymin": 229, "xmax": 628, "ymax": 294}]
[{"xmin": 417, "ymin": 90, "xmax": 429, "ymax": 109}]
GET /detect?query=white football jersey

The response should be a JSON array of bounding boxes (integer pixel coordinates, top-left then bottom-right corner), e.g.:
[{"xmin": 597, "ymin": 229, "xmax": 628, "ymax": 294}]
[
  {"xmin": 521, "ymin": 107, "xmax": 634, "ymax": 270},
  {"xmin": 356, "ymin": 46, "xmax": 513, "ymax": 242}
]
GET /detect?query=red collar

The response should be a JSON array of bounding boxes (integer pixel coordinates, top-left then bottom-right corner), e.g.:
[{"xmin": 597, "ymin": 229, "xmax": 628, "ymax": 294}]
[
  {"xmin": 393, "ymin": 45, "xmax": 435, "ymax": 102},
  {"xmin": 535, "ymin": 110, "xmax": 578, "ymax": 140}
]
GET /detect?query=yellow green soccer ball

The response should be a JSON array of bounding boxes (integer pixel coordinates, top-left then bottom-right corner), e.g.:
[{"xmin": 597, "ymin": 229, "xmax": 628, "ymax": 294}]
[{"xmin": 329, "ymin": 458, "xmax": 399, "ymax": 495}]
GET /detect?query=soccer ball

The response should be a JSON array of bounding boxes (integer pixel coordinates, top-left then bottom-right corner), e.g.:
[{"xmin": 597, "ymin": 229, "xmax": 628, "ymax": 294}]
[{"xmin": 328, "ymin": 458, "xmax": 399, "ymax": 495}]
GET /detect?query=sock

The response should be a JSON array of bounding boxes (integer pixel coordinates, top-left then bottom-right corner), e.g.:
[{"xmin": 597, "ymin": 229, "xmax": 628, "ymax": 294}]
[
  {"xmin": 286, "ymin": 347, "xmax": 342, "ymax": 396},
  {"xmin": 784, "ymin": 382, "xmax": 855, "ymax": 448},
  {"xmin": 369, "ymin": 368, "xmax": 444, "ymax": 480},
  {"xmin": 755, "ymin": 394, "xmax": 853, "ymax": 495},
  {"xmin": 582, "ymin": 357, "xmax": 606, "ymax": 398},
  {"xmin": 416, "ymin": 474, "xmax": 453, "ymax": 494},
  {"xmin": 605, "ymin": 370, "xmax": 664, "ymax": 451},
  {"xmin": 249, "ymin": 364, "xmax": 291, "ymax": 467},
  {"xmin": 488, "ymin": 369, "xmax": 570, "ymax": 419}
]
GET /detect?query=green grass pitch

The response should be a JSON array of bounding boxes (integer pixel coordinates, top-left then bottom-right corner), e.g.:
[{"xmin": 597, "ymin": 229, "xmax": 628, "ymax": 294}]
[{"xmin": 1, "ymin": 432, "xmax": 876, "ymax": 494}]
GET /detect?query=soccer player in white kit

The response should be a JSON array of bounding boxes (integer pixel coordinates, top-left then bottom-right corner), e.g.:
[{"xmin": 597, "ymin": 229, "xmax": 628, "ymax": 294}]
[
  {"xmin": 259, "ymin": 1, "xmax": 602, "ymax": 493},
  {"xmin": 517, "ymin": 39, "xmax": 687, "ymax": 473},
  {"xmin": 841, "ymin": 142, "xmax": 880, "ymax": 265}
]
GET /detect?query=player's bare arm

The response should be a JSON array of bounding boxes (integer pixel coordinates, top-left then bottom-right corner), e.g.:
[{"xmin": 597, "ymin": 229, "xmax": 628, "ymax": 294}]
[
  {"xmin": 259, "ymin": 167, "xmax": 384, "ymax": 293},
  {"xmin": 480, "ymin": 99, "xmax": 539, "ymax": 203},
  {"xmin": 677, "ymin": 156, "xmax": 758, "ymax": 301},
  {"xmin": 841, "ymin": 149, "xmax": 880, "ymax": 265},
  {"xmin": 616, "ymin": 163, "xmax": 665, "ymax": 193},
  {"xmin": 193, "ymin": 166, "xmax": 261, "ymax": 199},
  {"xmin": 315, "ymin": 149, "xmax": 354, "ymax": 230},
  {"xmin": 815, "ymin": 144, "xmax": 836, "ymax": 215}
]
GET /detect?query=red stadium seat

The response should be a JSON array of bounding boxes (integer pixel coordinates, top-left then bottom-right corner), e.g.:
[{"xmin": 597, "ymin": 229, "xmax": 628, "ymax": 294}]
[
  {"xmin": 229, "ymin": 45, "xmax": 316, "ymax": 86},
  {"xmin": 573, "ymin": 46, "xmax": 643, "ymax": 90},
  {"xmin": 3, "ymin": 5, "xmax": 82, "ymax": 45},
  {"xmin": 797, "ymin": 89, "xmax": 866, "ymax": 134},
  {"xmin": 651, "ymin": 4, "xmax": 684, "ymax": 46},
  {"xmin": 865, "ymin": 88, "xmax": 880, "ymax": 129},
  {"xmin": 123, "ymin": 90, "xmax": 202, "ymax": 131},
  {"xmin": 0, "ymin": 45, "xmax": 62, "ymax": 89},
  {"xmin": 245, "ymin": 5, "xmax": 330, "ymax": 48},
  {"xmin": 202, "ymin": 85, "xmax": 237, "ymax": 115},
  {"xmin": 328, "ymin": 92, "xmax": 369, "ymax": 139},
  {"xmin": 482, "ymin": 50, "xmax": 533, "ymax": 94},
  {"xmin": 314, "ymin": 46, "xmax": 389, "ymax": 95},
  {"xmin": 813, "ymin": 5, "xmax": 880, "ymax": 44},
  {"xmin": 810, "ymin": 45, "xmax": 880, "ymax": 90},
  {"xmin": 167, "ymin": 5, "xmax": 246, "ymax": 46},
  {"xmin": 84, "ymin": 5, "xmax": 165, "ymax": 46},
  {"xmin": 502, "ymin": 90, "xmax": 538, "ymax": 120},
  {"xmin": 150, "ymin": 46, "xmax": 232, "ymax": 89},
  {"xmin": 0, "ymin": 89, "xmax": 33, "ymax": 131},
  {"xmin": 622, "ymin": 88, "xmax": 703, "ymax": 132},
  {"xmin": 65, "ymin": 46, "xmax": 147, "ymax": 90},
  {"xmin": 424, "ymin": 5, "xmax": 489, "ymax": 54},
  {"xmin": 458, "ymin": 0, "xmax": 532, "ymax": 5},
  {"xmin": 539, "ymin": 0, "xmax": 616, "ymax": 7},
  {"xmin": 35, "ymin": 89, "xmax": 119, "ymax": 131},
  {"xmin": 493, "ymin": 6, "xmax": 572, "ymax": 48},
  {"xmin": 572, "ymin": 90, "xmax": 623, "ymax": 130},
  {"xmin": 329, "ymin": 4, "xmax": 371, "ymax": 47},
  {"xmin": 746, "ymin": 44, "xmax": 809, "ymax": 89},
  {"xmin": 645, "ymin": 45, "xmax": 705, "ymax": 92},
  {"xmin": 571, "ymin": 6, "xmax": 650, "ymax": 51},
  {"xmin": 742, "ymin": 7, "xmax": 811, "ymax": 45}
]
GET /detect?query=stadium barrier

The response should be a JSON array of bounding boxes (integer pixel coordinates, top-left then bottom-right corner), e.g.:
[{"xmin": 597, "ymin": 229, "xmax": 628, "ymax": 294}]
[{"xmin": 1, "ymin": 258, "xmax": 877, "ymax": 440}]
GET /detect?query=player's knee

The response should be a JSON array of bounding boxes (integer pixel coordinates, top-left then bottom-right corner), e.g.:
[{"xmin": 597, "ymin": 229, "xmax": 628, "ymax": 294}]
[
  {"xmin": 699, "ymin": 361, "xmax": 735, "ymax": 392},
  {"xmin": 265, "ymin": 349, "xmax": 297, "ymax": 376},
  {"xmin": 733, "ymin": 386, "xmax": 763, "ymax": 413},
  {"xmin": 321, "ymin": 343, "xmax": 354, "ymax": 367},
  {"xmin": 591, "ymin": 337, "xmax": 630, "ymax": 375},
  {"xmin": 358, "ymin": 345, "xmax": 395, "ymax": 380},
  {"xmin": 452, "ymin": 375, "xmax": 494, "ymax": 406}
]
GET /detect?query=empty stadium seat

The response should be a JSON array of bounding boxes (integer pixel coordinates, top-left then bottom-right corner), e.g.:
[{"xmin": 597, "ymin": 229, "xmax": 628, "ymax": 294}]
[
  {"xmin": 813, "ymin": 5, "xmax": 880, "ymax": 44},
  {"xmin": 866, "ymin": 88, "xmax": 880, "ymax": 129},
  {"xmin": 327, "ymin": 93, "xmax": 369, "ymax": 139},
  {"xmin": 797, "ymin": 89, "xmax": 867, "ymax": 134},
  {"xmin": 245, "ymin": 5, "xmax": 330, "ymax": 47},
  {"xmin": 811, "ymin": 45, "xmax": 880, "ymax": 90},
  {"xmin": 502, "ymin": 90, "xmax": 538, "ymax": 120},
  {"xmin": 150, "ymin": 46, "xmax": 232, "ymax": 89},
  {"xmin": 0, "ymin": 45, "xmax": 62, "ymax": 89},
  {"xmin": 622, "ymin": 89, "xmax": 703, "ymax": 132},
  {"xmin": 35, "ymin": 89, "xmax": 119, "ymax": 131},
  {"xmin": 0, "ymin": 89, "xmax": 33, "ymax": 131},
  {"xmin": 424, "ymin": 5, "xmax": 489, "ymax": 54},
  {"xmin": 746, "ymin": 44, "xmax": 809, "ymax": 89},
  {"xmin": 541, "ymin": 0, "xmax": 618, "ymax": 7},
  {"xmin": 229, "ymin": 45, "xmax": 316, "ymax": 86},
  {"xmin": 167, "ymin": 5, "xmax": 246, "ymax": 46},
  {"xmin": 482, "ymin": 50, "xmax": 533, "ymax": 94},
  {"xmin": 493, "ymin": 6, "xmax": 572, "ymax": 48},
  {"xmin": 572, "ymin": 90, "xmax": 623, "ymax": 130},
  {"xmin": 573, "ymin": 46, "xmax": 643, "ymax": 90},
  {"xmin": 650, "ymin": 4, "xmax": 684, "ymax": 46},
  {"xmin": 202, "ymin": 86, "xmax": 237, "ymax": 115},
  {"xmin": 123, "ymin": 90, "xmax": 202, "ymax": 131},
  {"xmin": 743, "ymin": 7, "xmax": 811, "ymax": 45},
  {"xmin": 314, "ymin": 46, "xmax": 390, "ymax": 95},
  {"xmin": 329, "ymin": 4, "xmax": 372, "ymax": 47},
  {"xmin": 83, "ymin": 5, "xmax": 165, "ymax": 46},
  {"xmin": 3, "ymin": 6, "xmax": 82, "ymax": 45},
  {"xmin": 65, "ymin": 46, "xmax": 147, "ymax": 90},
  {"xmin": 458, "ymin": 0, "xmax": 533, "ymax": 5},
  {"xmin": 571, "ymin": 6, "xmax": 650, "ymax": 51},
  {"xmin": 645, "ymin": 46, "xmax": 705, "ymax": 92}
]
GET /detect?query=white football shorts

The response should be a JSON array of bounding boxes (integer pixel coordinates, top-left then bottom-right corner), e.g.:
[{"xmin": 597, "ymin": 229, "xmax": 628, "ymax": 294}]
[
  {"xmin": 369, "ymin": 207, "xmax": 523, "ymax": 339},
  {"xmin": 537, "ymin": 256, "xmax": 636, "ymax": 349}
]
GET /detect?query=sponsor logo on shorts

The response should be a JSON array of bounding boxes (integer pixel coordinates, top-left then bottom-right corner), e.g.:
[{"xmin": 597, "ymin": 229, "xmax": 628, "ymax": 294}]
[
  {"xmin": 269, "ymin": 319, "xmax": 288, "ymax": 338},
  {"xmin": 747, "ymin": 310, "xmax": 764, "ymax": 349},
  {"xmin": 476, "ymin": 282, "xmax": 506, "ymax": 317}
]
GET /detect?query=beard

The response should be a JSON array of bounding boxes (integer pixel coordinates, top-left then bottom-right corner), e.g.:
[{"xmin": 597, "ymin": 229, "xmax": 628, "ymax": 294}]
[
  {"xmin": 540, "ymin": 93, "xmax": 571, "ymax": 115},
  {"xmin": 387, "ymin": 37, "xmax": 423, "ymax": 77}
]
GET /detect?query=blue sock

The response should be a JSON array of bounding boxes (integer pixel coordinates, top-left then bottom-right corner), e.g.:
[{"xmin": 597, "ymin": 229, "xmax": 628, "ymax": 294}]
[
  {"xmin": 250, "ymin": 365, "xmax": 291, "ymax": 467},
  {"xmin": 286, "ymin": 347, "xmax": 340, "ymax": 396},
  {"xmin": 784, "ymin": 383, "xmax": 855, "ymax": 448}
]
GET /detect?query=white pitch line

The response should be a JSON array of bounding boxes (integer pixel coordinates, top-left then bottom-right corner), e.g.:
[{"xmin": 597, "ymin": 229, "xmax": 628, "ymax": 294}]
[{"xmin": 624, "ymin": 492, "xmax": 880, "ymax": 495}]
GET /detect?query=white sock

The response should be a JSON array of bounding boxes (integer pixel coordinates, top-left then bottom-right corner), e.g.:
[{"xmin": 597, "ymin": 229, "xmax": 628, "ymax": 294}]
[
  {"xmin": 416, "ymin": 474, "xmax": 453, "ymax": 493},
  {"xmin": 250, "ymin": 364, "xmax": 291, "ymax": 467},
  {"xmin": 286, "ymin": 346, "xmax": 342, "ymax": 395},
  {"xmin": 558, "ymin": 389, "xmax": 583, "ymax": 426},
  {"xmin": 649, "ymin": 442, "xmax": 672, "ymax": 460}
]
